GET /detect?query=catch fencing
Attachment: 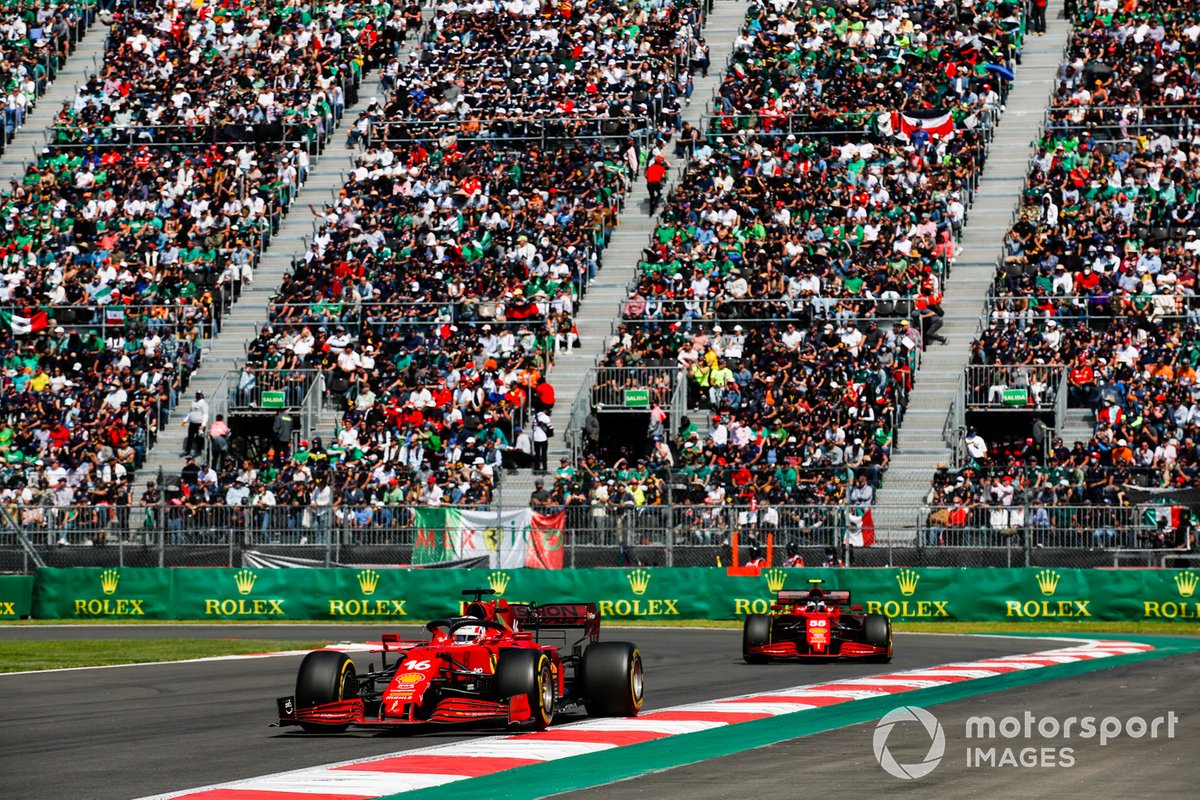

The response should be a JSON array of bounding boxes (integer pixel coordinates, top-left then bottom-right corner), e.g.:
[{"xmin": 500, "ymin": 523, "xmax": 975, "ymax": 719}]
[{"xmin": 2, "ymin": 501, "xmax": 1195, "ymax": 573}]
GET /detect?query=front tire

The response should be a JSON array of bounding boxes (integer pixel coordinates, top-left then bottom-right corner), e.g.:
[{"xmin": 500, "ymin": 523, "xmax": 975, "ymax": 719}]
[
  {"xmin": 743, "ymin": 614, "xmax": 772, "ymax": 663},
  {"xmin": 582, "ymin": 641, "xmax": 644, "ymax": 717},
  {"xmin": 496, "ymin": 649, "xmax": 555, "ymax": 729},
  {"xmin": 295, "ymin": 650, "xmax": 356, "ymax": 733},
  {"xmin": 863, "ymin": 613, "xmax": 892, "ymax": 663}
]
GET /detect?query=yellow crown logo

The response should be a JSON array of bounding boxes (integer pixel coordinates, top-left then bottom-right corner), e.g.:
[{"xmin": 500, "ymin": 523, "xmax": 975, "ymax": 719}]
[
  {"xmin": 487, "ymin": 571, "xmax": 511, "ymax": 596},
  {"xmin": 233, "ymin": 569, "xmax": 257, "ymax": 596},
  {"xmin": 1035, "ymin": 569, "xmax": 1061, "ymax": 597},
  {"xmin": 357, "ymin": 569, "xmax": 380, "ymax": 596},
  {"xmin": 764, "ymin": 568, "xmax": 787, "ymax": 593},
  {"xmin": 627, "ymin": 568, "xmax": 652, "ymax": 596},
  {"xmin": 1175, "ymin": 571, "xmax": 1199, "ymax": 599},
  {"xmin": 100, "ymin": 569, "xmax": 120, "ymax": 596},
  {"xmin": 896, "ymin": 569, "xmax": 920, "ymax": 597}
]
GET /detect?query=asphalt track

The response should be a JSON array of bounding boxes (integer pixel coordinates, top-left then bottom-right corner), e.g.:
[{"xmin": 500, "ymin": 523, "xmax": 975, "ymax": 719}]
[
  {"xmin": 560, "ymin": 650, "xmax": 1200, "ymax": 800},
  {"xmin": 0, "ymin": 626, "xmax": 1048, "ymax": 800}
]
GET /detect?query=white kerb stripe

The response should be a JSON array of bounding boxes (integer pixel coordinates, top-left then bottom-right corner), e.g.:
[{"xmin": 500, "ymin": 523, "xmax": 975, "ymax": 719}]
[
  {"xmin": 231, "ymin": 771, "xmax": 460, "ymax": 795},
  {"xmin": 557, "ymin": 718, "xmax": 727, "ymax": 735},
  {"xmin": 420, "ymin": 739, "xmax": 614, "ymax": 760}
]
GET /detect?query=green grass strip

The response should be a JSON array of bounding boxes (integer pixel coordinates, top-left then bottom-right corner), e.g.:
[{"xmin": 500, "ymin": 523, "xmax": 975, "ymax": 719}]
[
  {"xmin": 376, "ymin": 634, "xmax": 1200, "ymax": 800},
  {"xmin": 0, "ymin": 639, "xmax": 328, "ymax": 672}
]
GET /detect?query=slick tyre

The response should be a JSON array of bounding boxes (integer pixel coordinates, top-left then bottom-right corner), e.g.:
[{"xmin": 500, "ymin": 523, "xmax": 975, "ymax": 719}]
[
  {"xmin": 863, "ymin": 613, "xmax": 893, "ymax": 663},
  {"xmin": 295, "ymin": 650, "xmax": 356, "ymax": 733},
  {"xmin": 743, "ymin": 614, "xmax": 772, "ymax": 663},
  {"xmin": 581, "ymin": 641, "xmax": 644, "ymax": 717},
  {"xmin": 496, "ymin": 649, "xmax": 555, "ymax": 729}
]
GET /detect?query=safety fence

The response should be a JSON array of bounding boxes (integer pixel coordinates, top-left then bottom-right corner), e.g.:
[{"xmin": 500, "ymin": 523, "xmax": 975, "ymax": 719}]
[
  {"xmin": 2, "ymin": 502, "xmax": 1195, "ymax": 574},
  {"xmin": 10, "ymin": 565, "xmax": 1200, "ymax": 622}
]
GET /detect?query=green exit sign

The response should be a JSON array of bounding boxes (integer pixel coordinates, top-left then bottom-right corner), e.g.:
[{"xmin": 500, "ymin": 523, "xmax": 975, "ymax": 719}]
[
  {"xmin": 261, "ymin": 391, "xmax": 286, "ymax": 409},
  {"xmin": 624, "ymin": 389, "xmax": 649, "ymax": 408}
]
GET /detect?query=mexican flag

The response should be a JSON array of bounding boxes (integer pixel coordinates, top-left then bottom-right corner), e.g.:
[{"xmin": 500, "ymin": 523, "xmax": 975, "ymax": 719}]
[
  {"xmin": 0, "ymin": 309, "xmax": 48, "ymax": 336},
  {"xmin": 413, "ymin": 508, "xmax": 564, "ymax": 569},
  {"xmin": 844, "ymin": 507, "xmax": 876, "ymax": 547}
]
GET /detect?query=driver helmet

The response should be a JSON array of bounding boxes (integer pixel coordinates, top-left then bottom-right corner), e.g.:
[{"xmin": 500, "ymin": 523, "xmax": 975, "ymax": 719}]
[{"xmin": 453, "ymin": 624, "xmax": 484, "ymax": 644}]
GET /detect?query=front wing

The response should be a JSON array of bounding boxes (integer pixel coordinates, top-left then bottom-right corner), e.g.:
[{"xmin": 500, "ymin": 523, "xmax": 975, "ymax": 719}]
[
  {"xmin": 747, "ymin": 639, "xmax": 887, "ymax": 659},
  {"xmin": 277, "ymin": 694, "xmax": 535, "ymax": 728}
]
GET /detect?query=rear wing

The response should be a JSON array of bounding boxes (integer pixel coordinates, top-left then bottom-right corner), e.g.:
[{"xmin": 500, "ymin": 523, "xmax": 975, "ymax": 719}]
[
  {"xmin": 510, "ymin": 603, "xmax": 600, "ymax": 653},
  {"xmin": 777, "ymin": 589, "xmax": 852, "ymax": 605}
]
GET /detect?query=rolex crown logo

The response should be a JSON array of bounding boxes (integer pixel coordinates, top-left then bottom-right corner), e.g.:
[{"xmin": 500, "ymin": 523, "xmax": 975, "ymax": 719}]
[
  {"xmin": 357, "ymin": 569, "xmax": 380, "ymax": 596},
  {"xmin": 627, "ymin": 568, "xmax": 652, "ymax": 596},
  {"xmin": 896, "ymin": 568, "xmax": 920, "ymax": 597},
  {"xmin": 764, "ymin": 568, "xmax": 787, "ymax": 593},
  {"xmin": 487, "ymin": 571, "xmax": 511, "ymax": 596},
  {"xmin": 1175, "ymin": 571, "xmax": 1199, "ymax": 599},
  {"xmin": 233, "ymin": 569, "xmax": 258, "ymax": 596},
  {"xmin": 100, "ymin": 569, "xmax": 120, "ymax": 596},
  {"xmin": 1035, "ymin": 569, "xmax": 1061, "ymax": 597}
]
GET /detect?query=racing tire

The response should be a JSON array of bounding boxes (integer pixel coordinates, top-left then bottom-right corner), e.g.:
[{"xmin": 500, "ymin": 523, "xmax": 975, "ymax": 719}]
[
  {"xmin": 496, "ymin": 649, "xmax": 555, "ymax": 729},
  {"xmin": 742, "ymin": 614, "xmax": 772, "ymax": 664},
  {"xmin": 581, "ymin": 641, "xmax": 644, "ymax": 717},
  {"xmin": 295, "ymin": 650, "xmax": 356, "ymax": 733},
  {"xmin": 862, "ymin": 614, "xmax": 893, "ymax": 663}
]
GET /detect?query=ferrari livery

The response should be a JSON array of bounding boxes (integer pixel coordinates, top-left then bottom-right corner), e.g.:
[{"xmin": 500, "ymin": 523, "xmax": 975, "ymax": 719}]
[
  {"xmin": 742, "ymin": 580, "xmax": 892, "ymax": 662},
  {"xmin": 277, "ymin": 589, "xmax": 643, "ymax": 732}
]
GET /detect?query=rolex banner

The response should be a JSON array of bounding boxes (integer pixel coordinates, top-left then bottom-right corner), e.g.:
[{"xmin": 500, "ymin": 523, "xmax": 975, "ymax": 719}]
[
  {"xmin": 412, "ymin": 508, "xmax": 564, "ymax": 569},
  {"xmin": 0, "ymin": 575, "xmax": 34, "ymax": 618},
  {"xmin": 27, "ymin": 567, "xmax": 1200, "ymax": 621}
]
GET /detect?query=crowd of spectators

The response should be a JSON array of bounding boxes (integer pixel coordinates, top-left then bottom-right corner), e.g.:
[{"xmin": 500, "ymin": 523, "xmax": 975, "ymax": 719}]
[
  {"xmin": 180, "ymin": 0, "xmax": 720, "ymax": 526},
  {"xmin": 0, "ymin": 0, "xmax": 386, "ymax": 542},
  {"xmin": 359, "ymin": 0, "xmax": 706, "ymax": 145},
  {"xmin": 1, "ymin": 2, "xmax": 93, "ymax": 142},
  {"xmin": 52, "ymin": 0, "xmax": 401, "ymax": 146},
  {"xmin": 709, "ymin": 0, "xmax": 1021, "ymax": 132},
  {"xmin": 930, "ymin": 1, "xmax": 1200, "ymax": 550},
  {"xmin": 545, "ymin": 0, "xmax": 1022, "ymax": 539}
]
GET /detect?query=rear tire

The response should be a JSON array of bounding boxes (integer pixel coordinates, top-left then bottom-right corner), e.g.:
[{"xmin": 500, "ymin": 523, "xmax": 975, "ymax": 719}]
[
  {"xmin": 496, "ymin": 649, "xmax": 554, "ymax": 729},
  {"xmin": 863, "ymin": 614, "xmax": 892, "ymax": 663},
  {"xmin": 582, "ymin": 641, "xmax": 644, "ymax": 717},
  {"xmin": 743, "ymin": 614, "xmax": 772, "ymax": 663},
  {"xmin": 295, "ymin": 650, "xmax": 356, "ymax": 733}
]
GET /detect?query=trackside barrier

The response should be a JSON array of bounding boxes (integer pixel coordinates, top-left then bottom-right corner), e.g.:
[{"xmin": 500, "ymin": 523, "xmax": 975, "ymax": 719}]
[
  {"xmin": 26, "ymin": 567, "xmax": 1200, "ymax": 623},
  {"xmin": 0, "ymin": 575, "xmax": 34, "ymax": 619}
]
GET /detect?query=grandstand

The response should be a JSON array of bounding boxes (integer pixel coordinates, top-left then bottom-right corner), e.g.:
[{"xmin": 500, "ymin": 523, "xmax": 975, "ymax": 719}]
[{"xmin": 0, "ymin": 0, "xmax": 1197, "ymax": 571}]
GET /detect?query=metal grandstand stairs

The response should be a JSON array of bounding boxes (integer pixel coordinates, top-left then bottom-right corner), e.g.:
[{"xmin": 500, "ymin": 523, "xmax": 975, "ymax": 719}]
[
  {"xmin": 493, "ymin": 0, "xmax": 751, "ymax": 511},
  {"xmin": 0, "ymin": 18, "xmax": 108, "ymax": 187},
  {"xmin": 871, "ymin": 8, "xmax": 1074, "ymax": 544},
  {"xmin": 136, "ymin": 71, "xmax": 393, "ymax": 482}
]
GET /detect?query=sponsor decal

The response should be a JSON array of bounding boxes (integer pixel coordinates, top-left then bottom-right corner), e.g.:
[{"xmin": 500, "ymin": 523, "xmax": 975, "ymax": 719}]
[
  {"xmin": 896, "ymin": 569, "xmax": 920, "ymax": 597},
  {"xmin": 1005, "ymin": 570, "xmax": 1090, "ymax": 618},
  {"xmin": 627, "ymin": 569, "xmax": 651, "ymax": 596},
  {"xmin": 764, "ymin": 568, "xmax": 787, "ymax": 593},
  {"xmin": 204, "ymin": 569, "xmax": 286, "ymax": 617},
  {"xmin": 861, "ymin": 570, "xmax": 950, "ymax": 618},
  {"xmin": 357, "ymin": 569, "xmax": 380, "ymax": 596},
  {"xmin": 397, "ymin": 673, "xmax": 424, "ymax": 684},
  {"xmin": 74, "ymin": 569, "xmax": 146, "ymax": 617},
  {"xmin": 1145, "ymin": 571, "xmax": 1200, "ymax": 618},
  {"xmin": 488, "ymin": 571, "xmax": 511, "ymax": 596}
]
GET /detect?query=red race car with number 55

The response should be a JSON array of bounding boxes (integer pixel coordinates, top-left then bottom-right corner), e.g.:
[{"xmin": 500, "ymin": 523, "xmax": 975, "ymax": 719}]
[
  {"xmin": 276, "ymin": 589, "xmax": 644, "ymax": 732},
  {"xmin": 742, "ymin": 580, "xmax": 892, "ymax": 663}
]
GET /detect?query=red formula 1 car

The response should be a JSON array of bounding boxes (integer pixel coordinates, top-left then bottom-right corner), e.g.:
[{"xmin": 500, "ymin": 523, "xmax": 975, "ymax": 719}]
[
  {"xmin": 277, "ymin": 589, "xmax": 643, "ymax": 732},
  {"xmin": 742, "ymin": 580, "xmax": 892, "ymax": 663}
]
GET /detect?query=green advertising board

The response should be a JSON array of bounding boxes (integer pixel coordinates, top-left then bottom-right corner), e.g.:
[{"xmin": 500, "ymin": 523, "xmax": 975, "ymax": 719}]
[
  {"xmin": 0, "ymin": 575, "xmax": 34, "ymax": 619},
  {"xmin": 24, "ymin": 566, "xmax": 1200, "ymax": 622}
]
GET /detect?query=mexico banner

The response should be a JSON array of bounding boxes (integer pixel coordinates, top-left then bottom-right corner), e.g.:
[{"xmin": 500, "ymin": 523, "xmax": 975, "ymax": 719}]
[{"xmin": 413, "ymin": 508, "xmax": 564, "ymax": 569}]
